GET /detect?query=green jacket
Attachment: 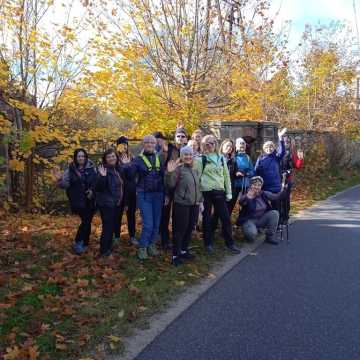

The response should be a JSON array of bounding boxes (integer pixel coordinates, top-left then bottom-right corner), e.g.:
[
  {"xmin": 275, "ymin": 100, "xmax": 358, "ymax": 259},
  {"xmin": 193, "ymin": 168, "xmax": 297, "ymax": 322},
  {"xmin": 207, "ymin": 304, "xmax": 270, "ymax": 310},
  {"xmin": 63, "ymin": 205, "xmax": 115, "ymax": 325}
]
[
  {"xmin": 165, "ymin": 163, "xmax": 202, "ymax": 205},
  {"xmin": 197, "ymin": 154, "xmax": 232, "ymax": 200}
]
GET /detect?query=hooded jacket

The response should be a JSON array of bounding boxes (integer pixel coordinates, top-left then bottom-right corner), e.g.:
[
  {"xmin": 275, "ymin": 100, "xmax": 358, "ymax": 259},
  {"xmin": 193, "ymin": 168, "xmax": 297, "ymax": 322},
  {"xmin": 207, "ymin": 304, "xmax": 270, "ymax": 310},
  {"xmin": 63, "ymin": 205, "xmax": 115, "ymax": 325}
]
[{"xmin": 58, "ymin": 159, "xmax": 96, "ymax": 211}]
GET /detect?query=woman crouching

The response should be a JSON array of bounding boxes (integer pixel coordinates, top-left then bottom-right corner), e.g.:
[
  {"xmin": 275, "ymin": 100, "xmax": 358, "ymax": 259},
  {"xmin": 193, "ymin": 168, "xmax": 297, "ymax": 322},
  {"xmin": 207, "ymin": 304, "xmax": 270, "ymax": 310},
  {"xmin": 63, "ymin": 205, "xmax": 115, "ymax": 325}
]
[{"xmin": 237, "ymin": 176, "xmax": 289, "ymax": 245}]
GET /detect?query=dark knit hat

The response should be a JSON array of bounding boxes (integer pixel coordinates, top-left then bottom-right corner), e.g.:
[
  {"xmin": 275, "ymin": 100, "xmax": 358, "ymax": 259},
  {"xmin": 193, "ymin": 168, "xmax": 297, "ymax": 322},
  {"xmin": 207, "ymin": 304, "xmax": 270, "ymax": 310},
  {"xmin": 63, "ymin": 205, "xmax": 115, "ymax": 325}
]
[
  {"xmin": 116, "ymin": 136, "xmax": 129, "ymax": 145},
  {"xmin": 152, "ymin": 131, "xmax": 166, "ymax": 140}
]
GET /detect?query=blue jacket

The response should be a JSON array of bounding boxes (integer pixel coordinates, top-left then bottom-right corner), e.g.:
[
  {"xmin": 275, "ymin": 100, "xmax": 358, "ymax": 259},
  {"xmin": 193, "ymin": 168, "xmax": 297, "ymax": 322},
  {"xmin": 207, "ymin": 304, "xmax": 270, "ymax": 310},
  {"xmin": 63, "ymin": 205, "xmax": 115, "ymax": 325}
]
[
  {"xmin": 95, "ymin": 165, "xmax": 125, "ymax": 208},
  {"xmin": 255, "ymin": 140, "xmax": 285, "ymax": 193},
  {"xmin": 130, "ymin": 153, "xmax": 165, "ymax": 193},
  {"xmin": 234, "ymin": 152, "xmax": 255, "ymax": 190},
  {"xmin": 58, "ymin": 160, "xmax": 96, "ymax": 211}
]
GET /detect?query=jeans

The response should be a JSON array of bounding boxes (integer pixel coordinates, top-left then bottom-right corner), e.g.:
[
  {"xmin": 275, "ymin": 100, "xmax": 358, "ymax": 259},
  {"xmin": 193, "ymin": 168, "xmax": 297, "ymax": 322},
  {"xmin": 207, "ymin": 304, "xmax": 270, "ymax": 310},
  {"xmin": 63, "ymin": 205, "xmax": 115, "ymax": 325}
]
[
  {"xmin": 203, "ymin": 190, "xmax": 234, "ymax": 247},
  {"xmin": 242, "ymin": 210, "xmax": 279, "ymax": 242},
  {"xmin": 74, "ymin": 207, "xmax": 95, "ymax": 246},
  {"xmin": 99, "ymin": 206, "xmax": 121, "ymax": 255},
  {"xmin": 137, "ymin": 192, "xmax": 164, "ymax": 248},
  {"xmin": 172, "ymin": 203, "xmax": 199, "ymax": 256},
  {"xmin": 114, "ymin": 190, "xmax": 137, "ymax": 238}
]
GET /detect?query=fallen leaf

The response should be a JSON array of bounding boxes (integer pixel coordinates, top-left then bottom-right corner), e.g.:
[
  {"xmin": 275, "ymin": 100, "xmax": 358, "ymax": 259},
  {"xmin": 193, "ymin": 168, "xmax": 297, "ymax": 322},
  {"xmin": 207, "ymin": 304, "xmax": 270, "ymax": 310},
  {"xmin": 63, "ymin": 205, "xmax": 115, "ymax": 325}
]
[
  {"xmin": 28, "ymin": 345, "xmax": 39, "ymax": 360},
  {"xmin": 108, "ymin": 335, "xmax": 121, "ymax": 343}
]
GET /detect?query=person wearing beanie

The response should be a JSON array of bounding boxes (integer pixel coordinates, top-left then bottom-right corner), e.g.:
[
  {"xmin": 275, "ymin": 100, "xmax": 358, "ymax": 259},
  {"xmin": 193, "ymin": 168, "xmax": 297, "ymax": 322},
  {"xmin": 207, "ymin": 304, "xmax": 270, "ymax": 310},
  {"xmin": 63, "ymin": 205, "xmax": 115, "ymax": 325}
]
[
  {"xmin": 113, "ymin": 136, "xmax": 138, "ymax": 247},
  {"xmin": 199, "ymin": 135, "xmax": 241, "ymax": 255},
  {"xmin": 237, "ymin": 176, "xmax": 290, "ymax": 245},
  {"xmin": 165, "ymin": 145, "xmax": 202, "ymax": 266},
  {"xmin": 159, "ymin": 127, "xmax": 189, "ymax": 250}
]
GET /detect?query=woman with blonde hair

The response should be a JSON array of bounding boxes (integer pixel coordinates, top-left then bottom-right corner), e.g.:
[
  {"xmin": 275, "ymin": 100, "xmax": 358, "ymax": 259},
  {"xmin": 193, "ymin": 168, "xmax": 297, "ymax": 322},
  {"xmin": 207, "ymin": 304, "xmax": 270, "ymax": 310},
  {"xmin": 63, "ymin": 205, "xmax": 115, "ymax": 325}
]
[{"xmin": 199, "ymin": 135, "xmax": 241, "ymax": 254}]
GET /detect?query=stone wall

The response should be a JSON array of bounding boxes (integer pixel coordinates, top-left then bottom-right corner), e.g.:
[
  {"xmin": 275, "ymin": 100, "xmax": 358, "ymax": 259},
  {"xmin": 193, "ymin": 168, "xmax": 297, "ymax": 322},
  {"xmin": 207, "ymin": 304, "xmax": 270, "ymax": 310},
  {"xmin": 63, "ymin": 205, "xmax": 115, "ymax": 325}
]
[{"xmin": 207, "ymin": 120, "xmax": 360, "ymax": 168}]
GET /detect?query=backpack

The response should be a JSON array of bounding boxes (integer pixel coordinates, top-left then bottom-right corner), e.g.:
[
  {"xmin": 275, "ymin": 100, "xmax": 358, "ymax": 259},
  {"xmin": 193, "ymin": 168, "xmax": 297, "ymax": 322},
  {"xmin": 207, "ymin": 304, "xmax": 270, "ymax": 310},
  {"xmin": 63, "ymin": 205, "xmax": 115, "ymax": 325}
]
[{"xmin": 201, "ymin": 154, "xmax": 225, "ymax": 174}]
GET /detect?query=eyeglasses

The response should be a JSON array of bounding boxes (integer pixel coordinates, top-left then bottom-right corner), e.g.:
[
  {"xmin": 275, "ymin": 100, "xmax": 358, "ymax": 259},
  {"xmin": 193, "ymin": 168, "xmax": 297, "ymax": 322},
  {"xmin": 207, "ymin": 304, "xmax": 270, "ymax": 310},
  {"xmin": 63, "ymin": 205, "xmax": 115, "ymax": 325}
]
[
  {"xmin": 176, "ymin": 135, "xmax": 187, "ymax": 139},
  {"xmin": 205, "ymin": 142, "xmax": 215, "ymax": 146}
]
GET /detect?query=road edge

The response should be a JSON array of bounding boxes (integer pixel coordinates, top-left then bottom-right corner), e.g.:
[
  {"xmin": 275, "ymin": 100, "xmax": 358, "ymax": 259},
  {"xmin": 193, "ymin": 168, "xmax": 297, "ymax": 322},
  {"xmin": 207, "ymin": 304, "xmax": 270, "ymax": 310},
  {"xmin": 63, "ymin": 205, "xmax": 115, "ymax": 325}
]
[{"xmin": 110, "ymin": 183, "xmax": 360, "ymax": 360}]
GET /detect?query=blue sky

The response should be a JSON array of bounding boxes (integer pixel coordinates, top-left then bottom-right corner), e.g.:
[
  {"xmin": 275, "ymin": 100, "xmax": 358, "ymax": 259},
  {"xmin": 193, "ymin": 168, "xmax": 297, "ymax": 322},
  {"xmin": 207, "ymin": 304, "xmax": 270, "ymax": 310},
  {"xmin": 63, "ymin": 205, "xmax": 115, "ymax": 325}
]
[{"xmin": 271, "ymin": 0, "xmax": 357, "ymax": 48}]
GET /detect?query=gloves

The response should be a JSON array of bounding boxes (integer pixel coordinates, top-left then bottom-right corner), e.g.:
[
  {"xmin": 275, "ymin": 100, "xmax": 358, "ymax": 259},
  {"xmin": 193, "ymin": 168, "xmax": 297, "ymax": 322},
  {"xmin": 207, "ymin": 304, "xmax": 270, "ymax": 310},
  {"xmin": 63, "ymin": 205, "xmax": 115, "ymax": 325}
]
[{"xmin": 226, "ymin": 194, "xmax": 232, "ymax": 201}]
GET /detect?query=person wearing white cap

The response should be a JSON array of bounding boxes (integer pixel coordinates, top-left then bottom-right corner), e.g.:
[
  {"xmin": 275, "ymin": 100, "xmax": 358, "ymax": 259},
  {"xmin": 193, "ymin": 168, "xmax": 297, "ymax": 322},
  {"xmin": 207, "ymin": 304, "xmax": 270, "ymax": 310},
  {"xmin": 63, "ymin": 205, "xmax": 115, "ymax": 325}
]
[{"xmin": 165, "ymin": 146, "xmax": 202, "ymax": 266}]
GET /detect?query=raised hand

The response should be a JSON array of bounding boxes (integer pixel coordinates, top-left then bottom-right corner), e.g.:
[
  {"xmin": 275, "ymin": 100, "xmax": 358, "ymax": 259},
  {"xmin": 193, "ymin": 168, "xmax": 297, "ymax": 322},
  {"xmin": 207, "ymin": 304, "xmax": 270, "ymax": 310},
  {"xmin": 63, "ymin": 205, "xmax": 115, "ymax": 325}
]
[
  {"xmin": 278, "ymin": 127, "xmax": 287, "ymax": 139},
  {"xmin": 121, "ymin": 153, "xmax": 131, "ymax": 164},
  {"xmin": 98, "ymin": 164, "xmax": 107, "ymax": 177},
  {"xmin": 246, "ymin": 187, "xmax": 256, "ymax": 199},
  {"xmin": 297, "ymin": 149, "xmax": 304, "ymax": 160},
  {"xmin": 167, "ymin": 159, "xmax": 180, "ymax": 173},
  {"xmin": 52, "ymin": 167, "xmax": 62, "ymax": 181}
]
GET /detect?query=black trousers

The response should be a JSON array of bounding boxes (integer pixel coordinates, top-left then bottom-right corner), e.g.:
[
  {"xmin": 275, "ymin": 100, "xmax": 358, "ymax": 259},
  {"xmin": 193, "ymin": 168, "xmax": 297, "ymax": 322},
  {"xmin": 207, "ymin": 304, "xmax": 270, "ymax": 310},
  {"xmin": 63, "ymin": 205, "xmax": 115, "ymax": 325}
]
[
  {"xmin": 160, "ymin": 193, "xmax": 174, "ymax": 246},
  {"xmin": 99, "ymin": 206, "xmax": 121, "ymax": 255},
  {"xmin": 172, "ymin": 203, "xmax": 199, "ymax": 256},
  {"xmin": 114, "ymin": 190, "xmax": 137, "ymax": 238},
  {"xmin": 211, "ymin": 187, "xmax": 241, "ymax": 233},
  {"xmin": 279, "ymin": 190, "xmax": 291, "ymax": 225},
  {"xmin": 203, "ymin": 190, "xmax": 234, "ymax": 247},
  {"xmin": 74, "ymin": 207, "xmax": 95, "ymax": 246}
]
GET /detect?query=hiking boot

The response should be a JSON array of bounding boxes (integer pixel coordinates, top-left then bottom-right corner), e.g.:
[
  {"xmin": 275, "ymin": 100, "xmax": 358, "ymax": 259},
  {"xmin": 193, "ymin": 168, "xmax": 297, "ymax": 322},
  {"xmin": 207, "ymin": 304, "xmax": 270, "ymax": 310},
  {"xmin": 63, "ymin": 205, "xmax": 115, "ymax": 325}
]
[
  {"xmin": 137, "ymin": 247, "xmax": 148, "ymax": 260},
  {"xmin": 147, "ymin": 243, "xmax": 159, "ymax": 257},
  {"xmin": 129, "ymin": 237, "xmax": 139, "ymax": 246},
  {"xmin": 265, "ymin": 235, "xmax": 278, "ymax": 245},
  {"xmin": 171, "ymin": 256, "xmax": 183, "ymax": 267},
  {"xmin": 73, "ymin": 242, "xmax": 87, "ymax": 255},
  {"xmin": 226, "ymin": 244, "xmax": 241, "ymax": 254}
]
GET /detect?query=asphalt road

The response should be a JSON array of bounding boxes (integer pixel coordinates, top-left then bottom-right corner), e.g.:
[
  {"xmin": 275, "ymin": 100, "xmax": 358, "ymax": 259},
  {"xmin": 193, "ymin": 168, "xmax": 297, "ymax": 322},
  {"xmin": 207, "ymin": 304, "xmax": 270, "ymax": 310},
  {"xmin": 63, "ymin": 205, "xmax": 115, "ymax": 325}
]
[{"xmin": 136, "ymin": 186, "xmax": 360, "ymax": 360}]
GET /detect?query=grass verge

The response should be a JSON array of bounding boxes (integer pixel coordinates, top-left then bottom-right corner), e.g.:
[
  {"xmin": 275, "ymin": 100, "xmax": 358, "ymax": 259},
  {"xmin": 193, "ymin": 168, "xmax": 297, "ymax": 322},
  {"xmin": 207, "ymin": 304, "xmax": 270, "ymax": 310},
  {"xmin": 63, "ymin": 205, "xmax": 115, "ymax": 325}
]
[{"xmin": 1, "ymin": 166, "xmax": 359, "ymax": 359}]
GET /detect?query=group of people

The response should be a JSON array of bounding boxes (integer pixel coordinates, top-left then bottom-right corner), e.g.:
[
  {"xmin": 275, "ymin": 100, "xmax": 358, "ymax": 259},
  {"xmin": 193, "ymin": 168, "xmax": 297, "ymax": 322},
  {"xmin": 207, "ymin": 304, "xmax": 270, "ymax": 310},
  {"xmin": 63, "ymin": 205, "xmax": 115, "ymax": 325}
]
[{"xmin": 54, "ymin": 126, "xmax": 304, "ymax": 266}]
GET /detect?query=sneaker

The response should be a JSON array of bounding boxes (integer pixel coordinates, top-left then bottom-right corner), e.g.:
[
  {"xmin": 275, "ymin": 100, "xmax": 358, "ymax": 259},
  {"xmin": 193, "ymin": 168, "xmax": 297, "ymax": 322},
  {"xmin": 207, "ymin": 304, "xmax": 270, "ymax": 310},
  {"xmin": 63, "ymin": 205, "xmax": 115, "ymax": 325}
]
[
  {"xmin": 171, "ymin": 256, "xmax": 183, "ymax": 267},
  {"xmin": 226, "ymin": 244, "xmax": 241, "ymax": 254},
  {"xmin": 129, "ymin": 237, "xmax": 139, "ymax": 246},
  {"xmin": 147, "ymin": 243, "xmax": 159, "ymax": 257},
  {"xmin": 73, "ymin": 242, "xmax": 86, "ymax": 255},
  {"xmin": 137, "ymin": 247, "xmax": 148, "ymax": 260},
  {"xmin": 180, "ymin": 251, "xmax": 195, "ymax": 260}
]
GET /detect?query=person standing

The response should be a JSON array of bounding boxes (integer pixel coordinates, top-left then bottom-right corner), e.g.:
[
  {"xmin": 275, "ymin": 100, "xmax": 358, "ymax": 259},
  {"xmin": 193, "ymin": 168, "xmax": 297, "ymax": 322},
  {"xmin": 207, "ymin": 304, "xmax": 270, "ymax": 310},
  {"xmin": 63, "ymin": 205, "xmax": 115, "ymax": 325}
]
[
  {"xmin": 54, "ymin": 148, "xmax": 97, "ymax": 255},
  {"xmin": 255, "ymin": 128, "xmax": 287, "ymax": 211},
  {"xmin": 165, "ymin": 146, "xmax": 202, "ymax": 266},
  {"xmin": 159, "ymin": 127, "xmax": 188, "ymax": 250},
  {"xmin": 233, "ymin": 137, "xmax": 255, "ymax": 208},
  {"xmin": 200, "ymin": 135, "xmax": 241, "ymax": 254},
  {"xmin": 114, "ymin": 136, "xmax": 138, "ymax": 246},
  {"xmin": 96, "ymin": 148, "xmax": 128, "ymax": 257},
  {"xmin": 129, "ymin": 135, "xmax": 165, "ymax": 260}
]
